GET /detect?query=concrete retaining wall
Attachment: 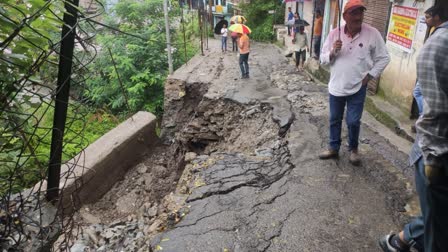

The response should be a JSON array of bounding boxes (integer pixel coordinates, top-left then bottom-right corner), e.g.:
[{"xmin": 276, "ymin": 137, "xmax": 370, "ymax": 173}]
[{"xmin": 56, "ymin": 111, "xmax": 159, "ymax": 212}]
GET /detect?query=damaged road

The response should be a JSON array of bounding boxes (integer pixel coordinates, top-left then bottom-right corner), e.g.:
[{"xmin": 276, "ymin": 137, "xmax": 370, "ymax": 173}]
[
  {"xmin": 73, "ymin": 40, "xmax": 416, "ymax": 252},
  {"xmin": 150, "ymin": 41, "xmax": 415, "ymax": 252}
]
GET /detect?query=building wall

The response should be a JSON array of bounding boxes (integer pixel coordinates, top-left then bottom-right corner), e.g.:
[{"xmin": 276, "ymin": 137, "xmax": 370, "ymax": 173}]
[
  {"xmin": 379, "ymin": 0, "xmax": 434, "ymax": 113},
  {"xmin": 363, "ymin": 0, "xmax": 391, "ymax": 39}
]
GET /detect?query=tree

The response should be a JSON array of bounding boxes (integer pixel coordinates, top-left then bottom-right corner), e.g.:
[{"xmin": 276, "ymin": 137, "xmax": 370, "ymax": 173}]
[
  {"xmin": 83, "ymin": 0, "xmax": 198, "ymax": 116},
  {"xmin": 0, "ymin": 0, "xmax": 63, "ymax": 96},
  {"xmin": 239, "ymin": 0, "xmax": 284, "ymax": 41}
]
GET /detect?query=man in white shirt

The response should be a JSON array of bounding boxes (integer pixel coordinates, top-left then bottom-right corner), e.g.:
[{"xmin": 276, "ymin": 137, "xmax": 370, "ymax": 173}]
[{"xmin": 318, "ymin": 0, "xmax": 390, "ymax": 165}]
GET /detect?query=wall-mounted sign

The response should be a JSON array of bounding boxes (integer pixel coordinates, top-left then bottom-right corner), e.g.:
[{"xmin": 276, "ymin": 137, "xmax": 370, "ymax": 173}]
[{"xmin": 387, "ymin": 5, "xmax": 418, "ymax": 53}]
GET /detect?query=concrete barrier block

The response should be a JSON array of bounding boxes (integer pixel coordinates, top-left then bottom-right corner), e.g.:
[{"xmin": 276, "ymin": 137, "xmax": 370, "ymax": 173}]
[{"xmin": 58, "ymin": 111, "xmax": 158, "ymax": 212}]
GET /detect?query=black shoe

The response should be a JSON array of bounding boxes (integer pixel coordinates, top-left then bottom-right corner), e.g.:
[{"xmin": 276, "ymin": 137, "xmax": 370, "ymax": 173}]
[{"xmin": 379, "ymin": 234, "xmax": 410, "ymax": 252}]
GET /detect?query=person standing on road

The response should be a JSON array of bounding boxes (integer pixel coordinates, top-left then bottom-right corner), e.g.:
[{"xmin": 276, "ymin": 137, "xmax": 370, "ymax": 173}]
[
  {"xmin": 292, "ymin": 12, "xmax": 301, "ymax": 37},
  {"xmin": 287, "ymin": 7, "xmax": 294, "ymax": 36},
  {"xmin": 230, "ymin": 21, "xmax": 238, "ymax": 52},
  {"xmin": 318, "ymin": 0, "xmax": 390, "ymax": 166},
  {"xmin": 221, "ymin": 24, "xmax": 228, "ymax": 53},
  {"xmin": 379, "ymin": 4, "xmax": 448, "ymax": 252},
  {"xmin": 292, "ymin": 25, "xmax": 309, "ymax": 72},
  {"xmin": 413, "ymin": 6, "xmax": 441, "ymax": 118},
  {"xmin": 313, "ymin": 10, "xmax": 323, "ymax": 59},
  {"xmin": 238, "ymin": 32, "xmax": 250, "ymax": 79}
]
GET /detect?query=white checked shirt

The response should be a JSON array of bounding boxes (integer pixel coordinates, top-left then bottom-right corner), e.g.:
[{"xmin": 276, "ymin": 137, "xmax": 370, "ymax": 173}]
[
  {"xmin": 416, "ymin": 22, "xmax": 448, "ymax": 166},
  {"xmin": 320, "ymin": 24, "xmax": 390, "ymax": 96}
]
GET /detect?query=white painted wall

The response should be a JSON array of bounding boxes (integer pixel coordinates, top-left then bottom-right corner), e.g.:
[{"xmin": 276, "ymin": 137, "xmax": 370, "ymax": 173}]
[{"xmin": 380, "ymin": 0, "xmax": 435, "ymax": 112}]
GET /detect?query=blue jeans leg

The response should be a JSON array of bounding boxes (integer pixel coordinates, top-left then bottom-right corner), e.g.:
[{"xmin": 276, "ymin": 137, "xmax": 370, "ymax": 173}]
[
  {"xmin": 329, "ymin": 93, "xmax": 346, "ymax": 151},
  {"xmin": 404, "ymin": 158, "xmax": 426, "ymax": 251},
  {"xmin": 222, "ymin": 36, "xmax": 227, "ymax": 51},
  {"xmin": 329, "ymin": 86, "xmax": 367, "ymax": 151},
  {"xmin": 345, "ymin": 85, "xmax": 367, "ymax": 151},
  {"xmin": 413, "ymin": 82, "xmax": 424, "ymax": 116},
  {"xmin": 404, "ymin": 156, "xmax": 448, "ymax": 252}
]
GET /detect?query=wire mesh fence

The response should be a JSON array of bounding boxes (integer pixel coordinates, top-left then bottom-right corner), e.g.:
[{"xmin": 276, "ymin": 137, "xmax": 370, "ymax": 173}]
[
  {"xmin": 1, "ymin": 0, "xmax": 204, "ymax": 250},
  {"xmin": 0, "ymin": 0, "xmax": 112, "ymax": 250}
]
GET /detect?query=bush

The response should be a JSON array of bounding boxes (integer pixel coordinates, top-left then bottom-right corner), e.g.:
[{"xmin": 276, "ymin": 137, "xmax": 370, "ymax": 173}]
[
  {"xmin": 240, "ymin": 0, "xmax": 283, "ymax": 42},
  {"xmin": 81, "ymin": 0, "xmax": 198, "ymax": 117},
  {"xmin": 0, "ymin": 103, "xmax": 120, "ymax": 196}
]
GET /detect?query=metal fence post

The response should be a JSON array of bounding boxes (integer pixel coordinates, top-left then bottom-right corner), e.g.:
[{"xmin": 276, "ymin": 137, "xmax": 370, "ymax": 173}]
[{"xmin": 46, "ymin": 0, "xmax": 80, "ymax": 202}]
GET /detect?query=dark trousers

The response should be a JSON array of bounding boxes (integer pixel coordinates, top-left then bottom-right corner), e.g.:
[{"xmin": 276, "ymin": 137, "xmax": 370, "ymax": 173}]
[
  {"xmin": 328, "ymin": 85, "xmax": 367, "ymax": 151},
  {"xmin": 239, "ymin": 53, "xmax": 249, "ymax": 77},
  {"xmin": 314, "ymin": 36, "xmax": 321, "ymax": 58},
  {"xmin": 232, "ymin": 37, "xmax": 238, "ymax": 52},
  {"xmin": 405, "ymin": 156, "xmax": 448, "ymax": 252},
  {"xmin": 295, "ymin": 50, "xmax": 306, "ymax": 67}
]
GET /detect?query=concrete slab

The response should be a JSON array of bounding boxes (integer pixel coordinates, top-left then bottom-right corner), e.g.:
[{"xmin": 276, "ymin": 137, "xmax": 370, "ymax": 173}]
[{"xmin": 58, "ymin": 111, "xmax": 159, "ymax": 212}]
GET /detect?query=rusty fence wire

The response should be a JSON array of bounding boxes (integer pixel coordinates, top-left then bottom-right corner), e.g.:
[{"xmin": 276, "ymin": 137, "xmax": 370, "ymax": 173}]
[{"xmin": 0, "ymin": 0, "xmax": 112, "ymax": 250}]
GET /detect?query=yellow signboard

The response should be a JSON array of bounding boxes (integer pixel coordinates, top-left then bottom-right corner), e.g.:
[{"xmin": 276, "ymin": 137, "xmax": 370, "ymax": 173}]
[{"xmin": 387, "ymin": 5, "xmax": 418, "ymax": 52}]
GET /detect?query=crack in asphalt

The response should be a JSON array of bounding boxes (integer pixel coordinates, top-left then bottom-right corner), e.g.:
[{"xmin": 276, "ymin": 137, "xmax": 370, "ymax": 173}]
[
  {"xmin": 176, "ymin": 209, "xmax": 229, "ymax": 229},
  {"xmin": 187, "ymin": 145, "xmax": 294, "ymax": 204},
  {"xmin": 261, "ymin": 208, "xmax": 299, "ymax": 252},
  {"xmin": 250, "ymin": 188, "xmax": 288, "ymax": 211}
]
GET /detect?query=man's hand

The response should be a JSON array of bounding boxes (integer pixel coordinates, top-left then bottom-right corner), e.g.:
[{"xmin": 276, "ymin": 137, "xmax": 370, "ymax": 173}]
[
  {"xmin": 330, "ymin": 40, "xmax": 342, "ymax": 61},
  {"xmin": 332, "ymin": 40, "xmax": 342, "ymax": 53},
  {"xmin": 362, "ymin": 74, "xmax": 373, "ymax": 86},
  {"xmin": 425, "ymin": 165, "xmax": 445, "ymax": 184}
]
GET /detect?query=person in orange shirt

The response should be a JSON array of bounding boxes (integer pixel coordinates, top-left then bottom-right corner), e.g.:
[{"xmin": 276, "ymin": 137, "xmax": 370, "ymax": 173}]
[
  {"xmin": 238, "ymin": 33, "xmax": 250, "ymax": 78},
  {"xmin": 313, "ymin": 10, "xmax": 323, "ymax": 59}
]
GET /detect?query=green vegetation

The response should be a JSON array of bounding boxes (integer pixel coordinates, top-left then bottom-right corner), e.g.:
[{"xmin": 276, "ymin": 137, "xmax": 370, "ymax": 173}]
[
  {"xmin": 83, "ymin": 0, "xmax": 198, "ymax": 116},
  {"xmin": 0, "ymin": 0, "xmax": 199, "ymax": 195},
  {"xmin": 240, "ymin": 0, "xmax": 284, "ymax": 41},
  {"xmin": 1, "ymin": 0, "xmax": 64, "ymax": 195},
  {"xmin": 0, "ymin": 104, "xmax": 119, "ymax": 195},
  {"xmin": 0, "ymin": 0, "xmax": 62, "ymax": 96}
]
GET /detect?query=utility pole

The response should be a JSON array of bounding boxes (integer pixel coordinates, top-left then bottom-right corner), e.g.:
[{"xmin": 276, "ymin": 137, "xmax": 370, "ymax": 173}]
[
  {"xmin": 199, "ymin": 6, "xmax": 204, "ymax": 55},
  {"xmin": 209, "ymin": 0, "xmax": 213, "ymax": 32},
  {"xmin": 164, "ymin": 0, "xmax": 173, "ymax": 74}
]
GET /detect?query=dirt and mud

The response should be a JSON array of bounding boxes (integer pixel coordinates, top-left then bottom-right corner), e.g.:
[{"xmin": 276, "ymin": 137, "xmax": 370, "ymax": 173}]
[{"xmin": 69, "ymin": 40, "xmax": 418, "ymax": 252}]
